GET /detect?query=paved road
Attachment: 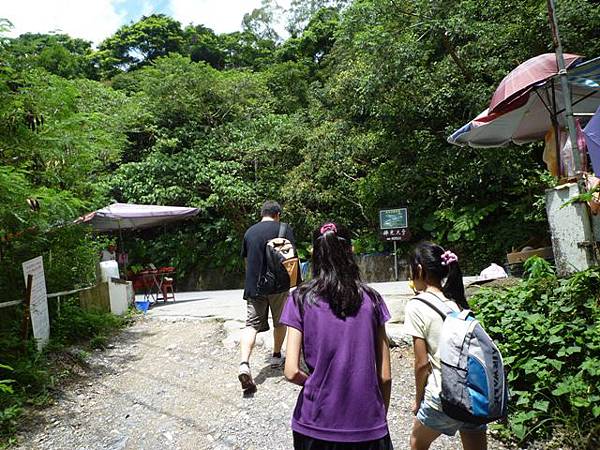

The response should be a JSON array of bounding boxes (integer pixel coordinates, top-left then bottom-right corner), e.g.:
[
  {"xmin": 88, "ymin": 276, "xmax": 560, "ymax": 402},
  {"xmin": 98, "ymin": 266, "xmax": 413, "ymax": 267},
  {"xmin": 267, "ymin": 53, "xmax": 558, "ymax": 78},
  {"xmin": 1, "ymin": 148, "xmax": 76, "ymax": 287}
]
[
  {"xmin": 140, "ymin": 281, "xmax": 421, "ymax": 322},
  {"xmin": 138, "ymin": 279, "xmax": 479, "ymax": 348}
]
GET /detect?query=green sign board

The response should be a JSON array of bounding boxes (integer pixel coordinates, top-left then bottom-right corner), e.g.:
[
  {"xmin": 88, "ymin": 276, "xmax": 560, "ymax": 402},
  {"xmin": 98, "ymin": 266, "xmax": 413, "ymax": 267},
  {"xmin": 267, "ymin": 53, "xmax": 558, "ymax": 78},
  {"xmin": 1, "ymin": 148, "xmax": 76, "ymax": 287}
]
[{"xmin": 379, "ymin": 208, "xmax": 408, "ymax": 230}]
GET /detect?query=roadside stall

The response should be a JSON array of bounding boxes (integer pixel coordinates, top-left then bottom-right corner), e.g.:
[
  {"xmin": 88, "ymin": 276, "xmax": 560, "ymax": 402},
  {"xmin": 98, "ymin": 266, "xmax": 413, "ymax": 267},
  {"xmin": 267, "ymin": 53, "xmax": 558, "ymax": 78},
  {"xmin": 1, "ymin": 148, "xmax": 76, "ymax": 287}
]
[
  {"xmin": 76, "ymin": 203, "xmax": 200, "ymax": 307},
  {"xmin": 448, "ymin": 54, "xmax": 600, "ymax": 275}
]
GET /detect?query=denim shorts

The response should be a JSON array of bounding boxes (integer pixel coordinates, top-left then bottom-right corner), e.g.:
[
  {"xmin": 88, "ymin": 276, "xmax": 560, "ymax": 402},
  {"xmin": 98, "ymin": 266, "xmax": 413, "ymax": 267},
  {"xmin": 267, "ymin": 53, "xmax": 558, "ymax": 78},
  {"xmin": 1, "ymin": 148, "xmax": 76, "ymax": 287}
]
[{"xmin": 416, "ymin": 400, "xmax": 487, "ymax": 436}]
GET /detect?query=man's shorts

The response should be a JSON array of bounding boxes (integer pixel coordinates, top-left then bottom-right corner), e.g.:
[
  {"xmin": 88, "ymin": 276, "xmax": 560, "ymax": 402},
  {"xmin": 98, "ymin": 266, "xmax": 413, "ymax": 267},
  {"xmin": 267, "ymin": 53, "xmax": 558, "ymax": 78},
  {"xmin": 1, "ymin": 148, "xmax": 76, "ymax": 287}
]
[
  {"xmin": 246, "ymin": 291, "xmax": 289, "ymax": 332},
  {"xmin": 416, "ymin": 400, "xmax": 487, "ymax": 436}
]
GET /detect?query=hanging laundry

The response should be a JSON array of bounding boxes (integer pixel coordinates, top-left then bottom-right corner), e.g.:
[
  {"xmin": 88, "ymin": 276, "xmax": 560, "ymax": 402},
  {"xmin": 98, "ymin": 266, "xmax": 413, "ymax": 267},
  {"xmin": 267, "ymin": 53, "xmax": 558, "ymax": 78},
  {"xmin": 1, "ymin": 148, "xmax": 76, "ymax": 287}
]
[
  {"xmin": 561, "ymin": 119, "xmax": 589, "ymax": 176},
  {"xmin": 584, "ymin": 106, "xmax": 600, "ymax": 176}
]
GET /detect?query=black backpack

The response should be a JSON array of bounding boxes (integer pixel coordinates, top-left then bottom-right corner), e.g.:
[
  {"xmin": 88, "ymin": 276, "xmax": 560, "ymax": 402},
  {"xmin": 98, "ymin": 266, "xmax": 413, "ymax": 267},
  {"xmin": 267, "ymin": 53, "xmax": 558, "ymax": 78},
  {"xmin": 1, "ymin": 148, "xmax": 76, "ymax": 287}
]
[{"xmin": 256, "ymin": 223, "xmax": 300, "ymax": 296}]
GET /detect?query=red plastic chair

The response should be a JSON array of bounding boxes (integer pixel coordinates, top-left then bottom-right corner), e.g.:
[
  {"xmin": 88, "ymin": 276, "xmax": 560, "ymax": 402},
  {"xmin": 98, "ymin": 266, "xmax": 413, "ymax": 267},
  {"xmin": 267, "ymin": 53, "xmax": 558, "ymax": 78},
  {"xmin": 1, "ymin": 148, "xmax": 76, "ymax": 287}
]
[{"xmin": 161, "ymin": 277, "xmax": 175, "ymax": 302}]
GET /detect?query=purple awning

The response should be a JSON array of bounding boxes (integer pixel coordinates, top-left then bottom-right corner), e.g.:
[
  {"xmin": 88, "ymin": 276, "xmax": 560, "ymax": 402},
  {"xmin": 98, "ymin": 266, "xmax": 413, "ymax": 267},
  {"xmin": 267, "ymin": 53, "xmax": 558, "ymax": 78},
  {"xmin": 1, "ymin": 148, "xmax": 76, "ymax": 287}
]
[{"xmin": 76, "ymin": 203, "xmax": 200, "ymax": 231}]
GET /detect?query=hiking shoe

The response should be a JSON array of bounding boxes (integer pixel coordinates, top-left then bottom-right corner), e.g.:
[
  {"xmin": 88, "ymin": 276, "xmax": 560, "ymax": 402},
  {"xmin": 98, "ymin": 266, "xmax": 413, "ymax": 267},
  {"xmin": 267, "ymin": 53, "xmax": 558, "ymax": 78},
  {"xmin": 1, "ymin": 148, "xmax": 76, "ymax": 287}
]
[
  {"xmin": 269, "ymin": 353, "xmax": 285, "ymax": 368},
  {"xmin": 238, "ymin": 362, "xmax": 256, "ymax": 393}
]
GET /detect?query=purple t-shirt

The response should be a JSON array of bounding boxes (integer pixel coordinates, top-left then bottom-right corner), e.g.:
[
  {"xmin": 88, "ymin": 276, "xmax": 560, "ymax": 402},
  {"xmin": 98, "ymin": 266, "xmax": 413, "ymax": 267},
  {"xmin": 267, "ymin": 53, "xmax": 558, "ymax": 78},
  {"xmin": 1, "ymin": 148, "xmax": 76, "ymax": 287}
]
[{"xmin": 279, "ymin": 289, "xmax": 391, "ymax": 442}]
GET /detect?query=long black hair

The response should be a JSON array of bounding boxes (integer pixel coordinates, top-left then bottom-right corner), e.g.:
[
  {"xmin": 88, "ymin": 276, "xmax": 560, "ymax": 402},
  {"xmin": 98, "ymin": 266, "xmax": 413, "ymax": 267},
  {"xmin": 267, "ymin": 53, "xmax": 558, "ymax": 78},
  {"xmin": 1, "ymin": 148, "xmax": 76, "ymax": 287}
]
[
  {"xmin": 293, "ymin": 222, "xmax": 379, "ymax": 318},
  {"xmin": 410, "ymin": 241, "xmax": 469, "ymax": 310}
]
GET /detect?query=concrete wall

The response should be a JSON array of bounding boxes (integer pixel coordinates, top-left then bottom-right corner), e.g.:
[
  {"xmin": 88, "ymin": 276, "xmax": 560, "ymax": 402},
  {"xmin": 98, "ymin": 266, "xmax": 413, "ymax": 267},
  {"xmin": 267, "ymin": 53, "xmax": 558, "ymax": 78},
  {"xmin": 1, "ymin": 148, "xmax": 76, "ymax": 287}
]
[
  {"xmin": 181, "ymin": 267, "xmax": 245, "ymax": 291},
  {"xmin": 181, "ymin": 254, "xmax": 409, "ymax": 291},
  {"xmin": 356, "ymin": 254, "xmax": 410, "ymax": 282},
  {"xmin": 80, "ymin": 282, "xmax": 110, "ymax": 313},
  {"xmin": 546, "ymin": 183, "xmax": 596, "ymax": 276}
]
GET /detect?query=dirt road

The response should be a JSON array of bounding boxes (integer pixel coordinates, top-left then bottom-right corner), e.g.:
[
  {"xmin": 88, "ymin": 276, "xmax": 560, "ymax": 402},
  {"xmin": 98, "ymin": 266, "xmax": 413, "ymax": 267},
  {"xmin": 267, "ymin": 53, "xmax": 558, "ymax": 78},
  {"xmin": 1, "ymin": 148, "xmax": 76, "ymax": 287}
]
[{"xmin": 15, "ymin": 318, "xmax": 508, "ymax": 450}]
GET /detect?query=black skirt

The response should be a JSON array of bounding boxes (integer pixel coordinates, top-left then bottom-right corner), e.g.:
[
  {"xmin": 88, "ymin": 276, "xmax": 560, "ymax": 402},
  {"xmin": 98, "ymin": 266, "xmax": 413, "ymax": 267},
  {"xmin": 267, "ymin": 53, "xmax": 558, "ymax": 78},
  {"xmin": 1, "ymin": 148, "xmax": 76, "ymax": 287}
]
[{"xmin": 293, "ymin": 432, "xmax": 394, "ymax": 450}]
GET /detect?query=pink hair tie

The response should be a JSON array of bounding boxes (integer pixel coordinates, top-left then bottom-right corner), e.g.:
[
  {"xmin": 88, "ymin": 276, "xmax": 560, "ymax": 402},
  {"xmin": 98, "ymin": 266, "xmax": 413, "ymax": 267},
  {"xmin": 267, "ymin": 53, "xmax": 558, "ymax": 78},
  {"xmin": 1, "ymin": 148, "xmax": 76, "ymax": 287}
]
[
  {"xmin": 441, "ymin": 250, "xmax": 458, "ymax": 266},
  {"xmin": 320, "ymin": 223, "xmax": 337, "ymax": 235}
]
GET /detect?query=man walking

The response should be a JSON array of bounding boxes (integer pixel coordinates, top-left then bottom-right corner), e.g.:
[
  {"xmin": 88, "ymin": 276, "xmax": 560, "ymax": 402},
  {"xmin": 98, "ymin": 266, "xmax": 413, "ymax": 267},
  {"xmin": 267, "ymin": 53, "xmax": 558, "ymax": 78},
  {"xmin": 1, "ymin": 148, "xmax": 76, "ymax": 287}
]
[{"xmin": 238, "ymin": 200, "xmax": 296, "ymax": 393}]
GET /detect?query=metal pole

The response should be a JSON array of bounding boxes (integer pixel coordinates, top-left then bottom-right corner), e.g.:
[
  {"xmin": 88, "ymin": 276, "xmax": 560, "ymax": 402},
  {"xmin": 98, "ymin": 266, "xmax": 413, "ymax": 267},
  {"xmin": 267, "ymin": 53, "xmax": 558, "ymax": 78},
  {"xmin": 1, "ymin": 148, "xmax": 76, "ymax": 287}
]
[
  {"xmin": 393, "ymin": 241, "xmax": 398, "ymax": 281},
  {"xmin": 547, "ymin": 0, "xmax": 582, "ymax": 173},
  {"xmin": 118, "ymin": 221, "xmax": 127, "ymax": 280}
]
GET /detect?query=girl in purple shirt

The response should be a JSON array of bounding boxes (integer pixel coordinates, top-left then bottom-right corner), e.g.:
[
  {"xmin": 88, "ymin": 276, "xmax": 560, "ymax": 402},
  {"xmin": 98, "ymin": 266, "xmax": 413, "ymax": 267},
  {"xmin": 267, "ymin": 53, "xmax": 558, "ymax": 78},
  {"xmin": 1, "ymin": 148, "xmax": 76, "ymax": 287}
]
[{"xmin": 280, "ymin": 222, "xmax": 393, "ymax": 450}]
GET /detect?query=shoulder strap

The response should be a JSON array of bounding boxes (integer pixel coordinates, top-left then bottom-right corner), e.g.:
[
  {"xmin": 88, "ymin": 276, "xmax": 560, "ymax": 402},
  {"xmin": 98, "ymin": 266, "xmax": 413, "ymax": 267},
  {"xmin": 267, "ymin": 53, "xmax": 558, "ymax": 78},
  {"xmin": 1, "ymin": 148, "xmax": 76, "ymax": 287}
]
[
  {"xmin": 278, "ymin": 222, "xmax": 287, "ymax": 238},
  {"xmin": 412, "ymin": 292, "xmax": 454, "ymax": 321}
]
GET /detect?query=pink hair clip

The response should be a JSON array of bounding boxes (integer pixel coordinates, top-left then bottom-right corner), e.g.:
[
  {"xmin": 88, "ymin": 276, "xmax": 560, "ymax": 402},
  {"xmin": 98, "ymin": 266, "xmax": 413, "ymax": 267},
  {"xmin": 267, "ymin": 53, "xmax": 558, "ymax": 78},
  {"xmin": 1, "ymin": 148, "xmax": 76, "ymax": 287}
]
[
  {"xmin": 320, "ymin": 223, "xmax": 337, "ymax": 235},
  {"xmin": 441, "ymin": 250, "xmax": 458, "ymax": 266}
]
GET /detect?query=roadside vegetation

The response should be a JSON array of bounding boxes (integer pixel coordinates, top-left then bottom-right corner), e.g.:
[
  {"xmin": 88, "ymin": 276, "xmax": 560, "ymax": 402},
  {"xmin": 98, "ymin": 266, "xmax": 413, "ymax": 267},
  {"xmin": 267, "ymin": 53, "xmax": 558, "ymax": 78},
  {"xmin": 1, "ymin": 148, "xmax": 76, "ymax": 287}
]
[
  {"xmin": 472, "ymin": 257, "xmax": 600, "ymax": 448},
  {"xmin": 0, "ymin": 298, "xmax": 129, "ymax": 446}
]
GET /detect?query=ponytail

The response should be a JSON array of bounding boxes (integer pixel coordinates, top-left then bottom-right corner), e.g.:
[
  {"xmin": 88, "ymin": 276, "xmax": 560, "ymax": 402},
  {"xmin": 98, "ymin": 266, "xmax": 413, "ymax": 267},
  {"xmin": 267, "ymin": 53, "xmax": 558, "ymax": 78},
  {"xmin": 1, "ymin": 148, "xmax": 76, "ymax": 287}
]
[
  {"xmin": 443, "ymin": 261, "xmax": 468, "ymax": 310},
  {"xmin": 411, "ymin": 242, "xmax": 469, "ymax": 310},
  {"xmin": 296, "ymin": 222, "xmax": 363, "ymax": 319}
]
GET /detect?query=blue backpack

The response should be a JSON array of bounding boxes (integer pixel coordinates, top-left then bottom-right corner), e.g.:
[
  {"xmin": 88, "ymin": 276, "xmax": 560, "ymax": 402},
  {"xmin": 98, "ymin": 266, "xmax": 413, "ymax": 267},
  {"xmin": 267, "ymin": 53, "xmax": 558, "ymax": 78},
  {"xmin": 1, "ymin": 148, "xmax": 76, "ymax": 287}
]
[{"xmin": 415, "ymin": 293, "xmax": 509, "ymax": 424}]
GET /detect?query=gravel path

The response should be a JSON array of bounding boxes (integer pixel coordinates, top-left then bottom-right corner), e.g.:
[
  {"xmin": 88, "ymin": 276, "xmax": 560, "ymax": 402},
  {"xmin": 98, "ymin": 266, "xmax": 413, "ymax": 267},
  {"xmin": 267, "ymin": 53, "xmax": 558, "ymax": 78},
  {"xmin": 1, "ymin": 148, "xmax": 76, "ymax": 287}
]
[{"xmin": 14, "ymin": 318, "xmax": 510, "ymax": 450}]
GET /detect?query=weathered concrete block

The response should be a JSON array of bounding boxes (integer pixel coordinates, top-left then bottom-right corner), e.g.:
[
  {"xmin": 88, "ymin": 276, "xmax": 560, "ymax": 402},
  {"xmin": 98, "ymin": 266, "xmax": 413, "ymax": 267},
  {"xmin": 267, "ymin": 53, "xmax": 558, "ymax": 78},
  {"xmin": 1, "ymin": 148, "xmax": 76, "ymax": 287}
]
[
  {"xmin": 546, "ymin": 183, "xmax": 596, "ymax": 276},
  {"xmin": 79, "ymin": 282, "xmax": 110, "ymax": 313}
]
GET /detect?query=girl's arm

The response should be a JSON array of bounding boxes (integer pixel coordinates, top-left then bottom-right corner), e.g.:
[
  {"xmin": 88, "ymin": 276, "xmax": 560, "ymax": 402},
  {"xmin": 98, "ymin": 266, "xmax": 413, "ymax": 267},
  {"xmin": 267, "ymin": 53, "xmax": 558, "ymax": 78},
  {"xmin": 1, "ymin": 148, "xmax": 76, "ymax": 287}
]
[
  {"xmin": 375, "ymin": 325, "xmax": 392, "ymax": 413},
  {"xmin": 412, "ymin": 336, "xmax": 430, "ymax": 415},
  {"xmin": 284, "ymin": 327, "xmax": 309, "ymax": 386}
]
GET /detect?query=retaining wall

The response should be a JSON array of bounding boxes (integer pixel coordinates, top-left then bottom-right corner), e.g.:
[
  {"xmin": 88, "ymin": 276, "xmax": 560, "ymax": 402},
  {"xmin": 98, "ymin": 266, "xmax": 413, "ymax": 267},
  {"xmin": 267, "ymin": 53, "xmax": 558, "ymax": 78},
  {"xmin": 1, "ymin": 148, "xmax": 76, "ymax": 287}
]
[{"xmin": 182, "ymin": 254, "xmax": 409, "ymax": 291}]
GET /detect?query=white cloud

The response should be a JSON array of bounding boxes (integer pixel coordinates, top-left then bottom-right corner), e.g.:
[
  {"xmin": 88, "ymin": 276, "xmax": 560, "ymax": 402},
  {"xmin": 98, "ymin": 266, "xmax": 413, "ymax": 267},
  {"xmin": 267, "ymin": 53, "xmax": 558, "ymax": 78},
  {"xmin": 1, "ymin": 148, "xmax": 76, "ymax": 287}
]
[
  {"xmin": 170, "ymin": 0, "xmax": 291, "ymax": 34},
  {"xmin": 1, "ymin": 0, "xmax": 295, "ymax": 47},
  {"xmin": 3, "ymin": 0, "xmax": 125, "ymax": 45},
  {"xmin": 141, "ymin": 0, "xmax": 157, "ymax": 17}
]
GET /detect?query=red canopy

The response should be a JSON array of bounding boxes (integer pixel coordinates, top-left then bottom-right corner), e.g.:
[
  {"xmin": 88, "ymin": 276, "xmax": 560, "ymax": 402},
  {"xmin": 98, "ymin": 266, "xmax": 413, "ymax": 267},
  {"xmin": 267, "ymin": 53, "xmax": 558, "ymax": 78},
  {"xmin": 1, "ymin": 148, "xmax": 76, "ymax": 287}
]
[{"xmin": 489, "ymin": 53, "xmax": 581, "ymax": 113}]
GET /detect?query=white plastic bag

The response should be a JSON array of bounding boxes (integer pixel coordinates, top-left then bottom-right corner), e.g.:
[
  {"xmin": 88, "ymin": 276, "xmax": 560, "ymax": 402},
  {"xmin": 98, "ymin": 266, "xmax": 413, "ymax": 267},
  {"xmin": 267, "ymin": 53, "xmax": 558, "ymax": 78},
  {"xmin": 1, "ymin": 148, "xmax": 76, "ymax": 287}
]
[{"xmin": 479, "ymin": 263, "xmax": 508, "ymax": 281}]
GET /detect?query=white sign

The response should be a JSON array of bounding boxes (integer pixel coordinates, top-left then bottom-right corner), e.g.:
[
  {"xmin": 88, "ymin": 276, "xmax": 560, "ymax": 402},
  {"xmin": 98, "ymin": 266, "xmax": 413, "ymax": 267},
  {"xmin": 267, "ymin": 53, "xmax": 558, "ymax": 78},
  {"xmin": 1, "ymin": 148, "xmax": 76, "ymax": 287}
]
[{"xmin": 22, "ymin": 256, "xmax": 50, "ymax": 351}]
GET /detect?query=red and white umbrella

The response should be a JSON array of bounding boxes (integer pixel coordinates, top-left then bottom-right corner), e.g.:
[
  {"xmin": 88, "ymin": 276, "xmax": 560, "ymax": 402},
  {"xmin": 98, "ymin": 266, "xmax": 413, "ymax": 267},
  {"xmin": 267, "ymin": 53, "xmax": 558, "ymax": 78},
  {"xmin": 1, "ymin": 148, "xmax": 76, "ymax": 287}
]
[
  {"xmin": 489, "ymin": 53, "xmax": 582, "ymax": 113},
  {"xmin": 449, "ymin": 56, "xmax": 600, "ymax": 148}
]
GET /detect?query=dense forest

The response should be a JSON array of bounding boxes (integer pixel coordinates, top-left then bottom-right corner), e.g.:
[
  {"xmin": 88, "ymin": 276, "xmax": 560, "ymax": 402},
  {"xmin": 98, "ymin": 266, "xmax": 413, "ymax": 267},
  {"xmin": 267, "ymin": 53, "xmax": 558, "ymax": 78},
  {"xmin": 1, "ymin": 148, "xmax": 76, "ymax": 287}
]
[{"xmin": 2, "ymin": 0, "xmax": 600, "ymax": 298}]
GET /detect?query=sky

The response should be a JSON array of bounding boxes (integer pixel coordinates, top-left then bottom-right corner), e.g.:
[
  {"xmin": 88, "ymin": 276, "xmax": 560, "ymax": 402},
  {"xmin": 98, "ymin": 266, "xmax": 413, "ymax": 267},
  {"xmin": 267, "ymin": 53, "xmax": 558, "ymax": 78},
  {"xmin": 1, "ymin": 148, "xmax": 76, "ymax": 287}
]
[{"xmin": 2, "ymin": 0, "xmax": 292, "ymax": 45}]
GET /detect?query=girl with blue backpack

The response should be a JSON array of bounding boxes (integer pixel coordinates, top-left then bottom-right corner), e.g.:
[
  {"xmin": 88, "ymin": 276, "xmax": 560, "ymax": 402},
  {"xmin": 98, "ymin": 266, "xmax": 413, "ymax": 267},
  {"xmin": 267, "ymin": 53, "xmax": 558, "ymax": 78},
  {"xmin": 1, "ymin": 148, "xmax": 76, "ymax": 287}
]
[
  {"xmin": 280, "ymin": 222, "xmax": 394, "ymax": 450},
  {"xmin": 404, "ymin": 242, "xmax": 489, "ymax": 450}
]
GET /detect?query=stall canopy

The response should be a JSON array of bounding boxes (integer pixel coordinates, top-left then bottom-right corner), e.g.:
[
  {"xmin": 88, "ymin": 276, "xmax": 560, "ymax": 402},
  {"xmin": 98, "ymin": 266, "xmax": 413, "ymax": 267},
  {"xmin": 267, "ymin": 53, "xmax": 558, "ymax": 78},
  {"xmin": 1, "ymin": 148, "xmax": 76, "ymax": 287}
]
[
  {"xmin": 488, "ymin": 53, "xmax": 582, "ymax": 113},
  {"xmin": 76, "ymin": 203, "xmax": 200, "ymax": 231},
  {"xmin": 448, "ymin": 55, "xmax": 600, "ymax": 148}
]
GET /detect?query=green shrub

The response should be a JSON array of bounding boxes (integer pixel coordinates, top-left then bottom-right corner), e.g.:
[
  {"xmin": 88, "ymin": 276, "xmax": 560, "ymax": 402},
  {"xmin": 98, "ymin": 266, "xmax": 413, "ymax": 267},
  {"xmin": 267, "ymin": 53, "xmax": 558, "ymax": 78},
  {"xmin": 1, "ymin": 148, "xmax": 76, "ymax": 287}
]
[
  {"xmin": 50, "ymin": 297, "xmax": 125, "ymax": 344},
  {"xmin": 471, "ymin": 257, "xmax": 600, "ymax": 447},
  {"xmin": 0, "ymin": 364, "xmax": 20, "ymax": 439},
  {"xmin": 0, "ymin": 297, "xmax": 127, "ymax": 443}
]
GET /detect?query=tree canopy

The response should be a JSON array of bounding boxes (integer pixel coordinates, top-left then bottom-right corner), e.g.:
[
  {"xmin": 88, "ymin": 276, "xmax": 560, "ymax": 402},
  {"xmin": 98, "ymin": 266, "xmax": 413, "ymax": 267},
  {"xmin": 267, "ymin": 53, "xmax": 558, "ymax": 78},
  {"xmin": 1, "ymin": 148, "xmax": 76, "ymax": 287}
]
[{"xmin": 2, "ymin": 0, "xmax": 600, "ymax": 285}]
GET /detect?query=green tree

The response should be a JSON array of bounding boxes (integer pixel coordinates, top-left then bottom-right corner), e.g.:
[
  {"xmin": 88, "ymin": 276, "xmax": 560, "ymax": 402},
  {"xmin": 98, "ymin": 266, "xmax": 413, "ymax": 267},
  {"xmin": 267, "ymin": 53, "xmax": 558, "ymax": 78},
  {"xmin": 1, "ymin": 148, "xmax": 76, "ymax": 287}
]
[
  {"xmin": 184, "ymin": 25, "xmax": 225, "ymax": 69},
  {"xmin": 97, "ymin": 14, "xmax": 185, "ymax": 77},
  {"xmin": 243, "ymin": 0, "xmax": 282, "ymax": 41},
  {"xmin": 286, "ymin": 0, "xmax": 348, "ymax": 35},
  {"xmin": 107, "ymin": 55, "xmax": 306, "ymax": 273},
  {"xmin": 3, "ymin": 33, "xmax": 98, "ymax": 79},
  {"xmin": 277, "ymin": 6, "xmax": 340, "ymax": 65},
  {"xmin": 218, "ymin": 31, "xmax": 277, "ymax": 70},
  {"xmin": 280, "ymin": 0, "xmax": 600, "ymax": 267}
]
